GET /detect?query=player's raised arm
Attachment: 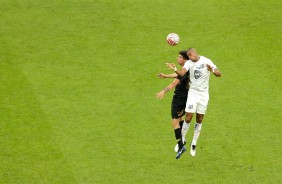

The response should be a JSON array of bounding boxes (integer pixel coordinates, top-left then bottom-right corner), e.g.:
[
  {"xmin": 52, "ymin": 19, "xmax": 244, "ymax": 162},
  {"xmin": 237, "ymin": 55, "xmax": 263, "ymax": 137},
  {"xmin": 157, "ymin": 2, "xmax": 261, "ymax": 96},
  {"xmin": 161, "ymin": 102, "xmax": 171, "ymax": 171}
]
[
  {"xmin": 166, "ymin": 63, "xmax": 187, "ymax": 77},
  {"xmin": 157, "ymin": 73, "xmax": 178, "ymax": 79},
  {"xmin": 207, "ymin": 64, "xmax": 221, "ymax": 77},
  {"xmin": 156, "ymin": 79, "xmax": 180, "ymax": 99}
]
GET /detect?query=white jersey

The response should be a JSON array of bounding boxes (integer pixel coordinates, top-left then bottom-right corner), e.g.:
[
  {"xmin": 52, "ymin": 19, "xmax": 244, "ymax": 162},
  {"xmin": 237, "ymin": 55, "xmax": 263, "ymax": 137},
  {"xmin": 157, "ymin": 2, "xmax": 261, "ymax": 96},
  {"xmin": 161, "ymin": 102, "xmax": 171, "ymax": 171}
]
[{"xmin": 183, "ymin": 56, "xmax": 217, "ymax": 92}]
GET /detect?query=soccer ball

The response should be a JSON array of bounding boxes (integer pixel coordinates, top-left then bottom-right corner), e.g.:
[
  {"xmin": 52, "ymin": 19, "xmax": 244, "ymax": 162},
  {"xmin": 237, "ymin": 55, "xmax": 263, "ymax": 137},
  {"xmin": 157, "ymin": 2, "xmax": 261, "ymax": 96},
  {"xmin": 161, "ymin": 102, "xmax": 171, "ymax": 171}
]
[{"xmin": 166, "ymin": 33, "xmax": 180, "ymax": 46}]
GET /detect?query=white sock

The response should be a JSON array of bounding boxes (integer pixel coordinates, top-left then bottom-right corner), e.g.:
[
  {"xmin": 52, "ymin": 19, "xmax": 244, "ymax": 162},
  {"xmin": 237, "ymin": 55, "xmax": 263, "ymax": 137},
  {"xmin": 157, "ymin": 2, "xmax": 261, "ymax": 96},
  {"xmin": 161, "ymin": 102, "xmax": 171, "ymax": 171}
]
[
  {"xmin": 192, "ymin": 123, "xmax": 202, "ymax": 146},
  {"xmin": 181, "ymin": 121, "xmax": 190, "ymax": 141}
]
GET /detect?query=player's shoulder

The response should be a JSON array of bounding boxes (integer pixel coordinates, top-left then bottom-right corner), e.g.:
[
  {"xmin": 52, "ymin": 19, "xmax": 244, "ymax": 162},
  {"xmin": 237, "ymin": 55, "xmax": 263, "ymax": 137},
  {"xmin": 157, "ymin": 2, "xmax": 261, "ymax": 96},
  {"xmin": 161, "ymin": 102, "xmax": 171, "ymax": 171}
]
[
  {"xmin": 185, "ymin": 59, "xmax": 194, "ymax": 65},
  {"xmin": 183, "ymin": 60, "xmax": 194, "ymax": 71},
  {"xmin": 200, "ymin": 56, "xmax": 213, "ymax": 64},
  {"xmin": 200, "ymin": 56, "xmax": 211, "ymax": 61}
]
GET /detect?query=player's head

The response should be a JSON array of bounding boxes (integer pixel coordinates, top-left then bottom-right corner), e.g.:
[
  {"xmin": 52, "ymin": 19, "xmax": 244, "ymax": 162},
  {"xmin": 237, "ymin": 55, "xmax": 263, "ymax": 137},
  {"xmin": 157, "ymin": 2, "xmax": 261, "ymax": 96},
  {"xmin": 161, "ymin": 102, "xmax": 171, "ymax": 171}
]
[
  {"xmin": 179, "ymin": 50, "xmax": 189, "ymax": 60},
  {"xmin": 177, "ymin": 50, "xmax": 189, "ymax": 66},
  {"xmin": 187, "ymin": 48, "xmax": 199, "ymax": 62}
]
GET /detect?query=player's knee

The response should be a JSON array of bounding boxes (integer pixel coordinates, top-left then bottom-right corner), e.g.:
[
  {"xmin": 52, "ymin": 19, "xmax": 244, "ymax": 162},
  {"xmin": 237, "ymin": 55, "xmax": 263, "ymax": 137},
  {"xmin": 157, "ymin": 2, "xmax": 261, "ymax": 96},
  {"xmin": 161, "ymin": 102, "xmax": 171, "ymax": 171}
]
[
  {"xmin": 196, "ymin": 116, "xmax": 204, "ymax": 123},
  {"xmin": 185, "ymin": 116, "xmax": 192, "ymax": 123},
  {"xmin": 185, "ymin": 113, "xmax": 193, "ymax": 123},
  {"xmin": 197, "ymin": 118, "xmax": 203, "ymax": 123}
]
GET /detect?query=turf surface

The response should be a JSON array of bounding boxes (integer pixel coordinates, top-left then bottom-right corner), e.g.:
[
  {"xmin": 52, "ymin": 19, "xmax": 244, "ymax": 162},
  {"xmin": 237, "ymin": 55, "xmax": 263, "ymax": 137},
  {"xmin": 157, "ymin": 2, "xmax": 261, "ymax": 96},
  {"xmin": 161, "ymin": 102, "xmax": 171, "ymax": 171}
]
[{"xmin": 0, "ymin": 0, "xmax": 281, "ymax": 183}]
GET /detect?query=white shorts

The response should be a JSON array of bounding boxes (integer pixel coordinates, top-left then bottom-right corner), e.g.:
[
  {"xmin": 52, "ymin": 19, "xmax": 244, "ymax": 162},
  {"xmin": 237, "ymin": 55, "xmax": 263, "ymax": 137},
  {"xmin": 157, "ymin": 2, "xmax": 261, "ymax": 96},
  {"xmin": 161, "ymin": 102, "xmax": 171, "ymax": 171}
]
[{"xmin": 185, "ymin": 90, "xmax": 209, "ymax": 114}]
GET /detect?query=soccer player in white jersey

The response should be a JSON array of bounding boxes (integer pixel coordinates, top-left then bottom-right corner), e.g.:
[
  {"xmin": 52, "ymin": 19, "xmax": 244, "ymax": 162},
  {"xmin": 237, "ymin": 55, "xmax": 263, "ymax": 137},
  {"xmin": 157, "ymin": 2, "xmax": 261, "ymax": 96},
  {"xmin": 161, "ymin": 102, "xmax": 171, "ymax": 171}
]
[{"xmin": 166, "ymin": 48, "xmax": 221, "ymax": 157}]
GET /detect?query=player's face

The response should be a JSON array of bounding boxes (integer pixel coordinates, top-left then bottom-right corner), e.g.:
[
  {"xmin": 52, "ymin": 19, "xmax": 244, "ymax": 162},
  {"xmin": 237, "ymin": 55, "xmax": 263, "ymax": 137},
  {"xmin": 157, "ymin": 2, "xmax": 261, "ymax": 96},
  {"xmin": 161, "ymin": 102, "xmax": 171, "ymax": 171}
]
[
  {"xmin": 177, "ymin": 55, "xmax": 185, "ymax": 65},
  {"xmin": 187, "ymin": 51, "xmax": 197, "ymax": 62}
]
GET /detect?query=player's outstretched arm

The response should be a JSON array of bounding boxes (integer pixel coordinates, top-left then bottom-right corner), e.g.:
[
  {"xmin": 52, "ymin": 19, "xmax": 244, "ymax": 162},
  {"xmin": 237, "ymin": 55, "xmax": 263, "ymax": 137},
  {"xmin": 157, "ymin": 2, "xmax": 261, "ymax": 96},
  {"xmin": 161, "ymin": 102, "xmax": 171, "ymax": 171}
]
[
  {"xmin": 165, "ymin": 63, "xmax": 187, "ymax": 77},
  {"xmin": 213, "ymin": 69, "xmax": 221, "ymax": 77},
  {"xmin": 156, "ymin": 79, "xmax": 180, "ymax": 99},
  {"xmin": 157, "ymin": 73, "xmax": 178, "ymax": 79},
  {"xmin": 207, "ymin": 64, "xmax": 221, "ymax": 77}
]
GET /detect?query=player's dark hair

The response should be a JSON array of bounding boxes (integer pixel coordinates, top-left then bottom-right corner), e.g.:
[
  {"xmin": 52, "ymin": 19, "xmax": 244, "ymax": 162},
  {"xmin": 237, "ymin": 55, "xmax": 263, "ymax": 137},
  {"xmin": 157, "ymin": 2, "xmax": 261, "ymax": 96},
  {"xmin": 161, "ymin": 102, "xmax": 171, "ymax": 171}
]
[{"xmin": 179, "ymin": 50, "xmax": 189, "ymax": 60}]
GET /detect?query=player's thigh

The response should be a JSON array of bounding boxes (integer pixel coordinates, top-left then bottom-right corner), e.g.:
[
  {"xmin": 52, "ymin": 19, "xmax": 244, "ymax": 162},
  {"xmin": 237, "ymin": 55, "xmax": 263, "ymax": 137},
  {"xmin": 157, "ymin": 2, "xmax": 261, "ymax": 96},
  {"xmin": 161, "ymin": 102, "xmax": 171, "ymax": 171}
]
[
  {"xmin": 197, "ymin": 95, "xmax": 209, "ymax": 115},
  {"xmin": 171, "ymin": 100, "xmax": 186, "ymax": 119},
  {"xmin": 185, "ymin": 92, "xmax": 198, "ymax": 113}
]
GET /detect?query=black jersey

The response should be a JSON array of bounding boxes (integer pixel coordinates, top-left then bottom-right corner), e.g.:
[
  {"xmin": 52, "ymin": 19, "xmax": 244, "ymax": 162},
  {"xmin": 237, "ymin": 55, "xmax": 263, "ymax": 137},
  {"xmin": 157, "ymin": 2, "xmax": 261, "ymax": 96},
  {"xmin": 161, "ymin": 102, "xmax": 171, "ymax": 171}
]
[
  {"xmin": 171, "ymin": 71, "xmax": 190, "ymax": 118},
  {"xmin": 173, "ymin": 71, "xmax": 190, "ymax": 99}
]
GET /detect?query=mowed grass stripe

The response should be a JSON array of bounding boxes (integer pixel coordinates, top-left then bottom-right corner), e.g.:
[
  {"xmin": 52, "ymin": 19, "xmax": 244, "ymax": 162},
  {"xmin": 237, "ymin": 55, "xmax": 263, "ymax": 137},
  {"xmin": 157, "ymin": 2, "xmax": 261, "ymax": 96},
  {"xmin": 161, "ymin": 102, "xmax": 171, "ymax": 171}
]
[{"xmin": 0, "ymin": 63, "xmax": 77, "ymax": 183}]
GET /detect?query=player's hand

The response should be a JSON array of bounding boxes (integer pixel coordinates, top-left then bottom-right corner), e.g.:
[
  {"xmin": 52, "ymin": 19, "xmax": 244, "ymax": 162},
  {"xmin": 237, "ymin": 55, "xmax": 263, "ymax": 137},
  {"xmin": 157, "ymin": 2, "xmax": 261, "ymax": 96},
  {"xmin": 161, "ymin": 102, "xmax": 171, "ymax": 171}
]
[
  {"xmin": 157, "ymin": 73, "xmax": 166, "ymax": 79},
  {"xmin": 156, "ymin": 91, "xmax": 165, "ymax": 99},
  {"xmin": 165, "ymin": 63, "xmax": 176, "ymax": 70},
  {"xmin": 207, "ymin": 64, "xmax": 213, "ymax": 72}
]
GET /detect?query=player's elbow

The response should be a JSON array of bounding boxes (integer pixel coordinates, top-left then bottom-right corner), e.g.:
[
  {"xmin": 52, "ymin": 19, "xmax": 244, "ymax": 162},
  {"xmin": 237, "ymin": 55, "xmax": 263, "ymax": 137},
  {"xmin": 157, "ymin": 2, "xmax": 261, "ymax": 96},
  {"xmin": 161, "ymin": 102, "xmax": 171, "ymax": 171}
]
[
  {"xmin": 179, "ymin": 73, "xmax": 185, "ymax": 77},
  {"xmin": 179, "ymin": 71, "xmax": 186, "ymax": 77}
]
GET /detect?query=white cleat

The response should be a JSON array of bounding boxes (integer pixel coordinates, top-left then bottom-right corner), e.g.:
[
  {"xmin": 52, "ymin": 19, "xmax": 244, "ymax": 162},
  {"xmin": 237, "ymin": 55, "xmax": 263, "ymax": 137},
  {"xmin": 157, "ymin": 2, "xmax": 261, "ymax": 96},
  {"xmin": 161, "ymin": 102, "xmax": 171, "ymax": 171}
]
[
  {"xmin": 174, "ymin": 144, "xmax": 179, "ymax": 152},
  {"xmin": 190, "ymin": 145, "xmax": 196, "ymax": 156}
]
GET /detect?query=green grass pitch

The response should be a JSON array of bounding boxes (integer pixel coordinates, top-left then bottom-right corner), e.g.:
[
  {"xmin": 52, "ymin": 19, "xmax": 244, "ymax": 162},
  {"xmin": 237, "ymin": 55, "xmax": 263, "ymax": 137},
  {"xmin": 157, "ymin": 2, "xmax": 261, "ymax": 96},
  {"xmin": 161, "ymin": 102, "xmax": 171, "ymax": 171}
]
[{"xmin": 0, "ymin": 0, "xmax": 281, "ymax": 183}]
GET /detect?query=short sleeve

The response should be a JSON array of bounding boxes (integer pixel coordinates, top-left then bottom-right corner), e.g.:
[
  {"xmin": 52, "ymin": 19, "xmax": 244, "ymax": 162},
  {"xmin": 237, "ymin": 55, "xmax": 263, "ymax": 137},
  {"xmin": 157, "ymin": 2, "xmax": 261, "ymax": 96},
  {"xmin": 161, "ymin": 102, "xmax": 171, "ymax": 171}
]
[
  {"xmin": 207, "ymin": 59, "xmax": 217, "ymax": 70},
  {"xmin": 183, "ymin": 61, "xmax": 190, "ymax": 71}
]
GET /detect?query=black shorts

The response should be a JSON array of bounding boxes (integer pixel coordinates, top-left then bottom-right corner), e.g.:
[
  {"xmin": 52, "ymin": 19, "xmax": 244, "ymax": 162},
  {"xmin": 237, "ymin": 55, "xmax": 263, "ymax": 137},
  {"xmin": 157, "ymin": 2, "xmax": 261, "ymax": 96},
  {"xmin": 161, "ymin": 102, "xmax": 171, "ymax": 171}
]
[{"xmin": 171, "ymin": 96, "xmax": 187, "ymax": 119}]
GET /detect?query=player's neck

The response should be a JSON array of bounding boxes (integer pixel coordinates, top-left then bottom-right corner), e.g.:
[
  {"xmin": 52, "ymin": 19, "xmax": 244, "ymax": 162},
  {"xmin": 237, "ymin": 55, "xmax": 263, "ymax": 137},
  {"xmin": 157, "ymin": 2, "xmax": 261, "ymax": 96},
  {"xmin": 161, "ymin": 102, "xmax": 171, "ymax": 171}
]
[{"xmin": 194, "ymin": 56, "xmax": 200, "ymax": 62}]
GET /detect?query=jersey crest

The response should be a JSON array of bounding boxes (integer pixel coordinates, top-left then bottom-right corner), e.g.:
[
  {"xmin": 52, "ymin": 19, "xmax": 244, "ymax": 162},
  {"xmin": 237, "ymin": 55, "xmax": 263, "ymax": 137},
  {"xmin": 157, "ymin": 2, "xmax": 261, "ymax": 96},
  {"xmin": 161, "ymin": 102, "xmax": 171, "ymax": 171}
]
[{"xmin": 194, "ymin": 70, "xmax": 203, "ymax": 79}]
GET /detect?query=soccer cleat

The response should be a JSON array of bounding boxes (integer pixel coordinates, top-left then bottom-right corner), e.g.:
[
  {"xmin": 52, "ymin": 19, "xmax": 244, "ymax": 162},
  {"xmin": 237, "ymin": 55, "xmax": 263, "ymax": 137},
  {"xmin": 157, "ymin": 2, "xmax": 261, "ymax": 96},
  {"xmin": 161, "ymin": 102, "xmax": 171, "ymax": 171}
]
[
  {"xmin": 174, "ymin": 139, "xmax": 186, "ymax": 152},
  {"xmin": 190, "ymin": 145, "xmax": 196, "ymax": 157},
  {"xmin": 174, "ymin": 144, "xmax": 179, "ymax": 153},
  {"xmin": 176, "ymin": 146, "xmax": 186, "ymax": 159}
]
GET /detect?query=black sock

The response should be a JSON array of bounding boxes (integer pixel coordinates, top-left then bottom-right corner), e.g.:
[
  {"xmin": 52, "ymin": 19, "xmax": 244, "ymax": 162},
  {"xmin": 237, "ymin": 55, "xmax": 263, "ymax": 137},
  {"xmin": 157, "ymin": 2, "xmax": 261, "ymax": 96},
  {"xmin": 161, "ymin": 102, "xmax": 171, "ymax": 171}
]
[
  {"xmin": 179, "ymin": 120, "xmax": 184, "ymax": 129},
  {"xmin": 174, "ymin": 128, "xmax": 183, "ymax": 149}
]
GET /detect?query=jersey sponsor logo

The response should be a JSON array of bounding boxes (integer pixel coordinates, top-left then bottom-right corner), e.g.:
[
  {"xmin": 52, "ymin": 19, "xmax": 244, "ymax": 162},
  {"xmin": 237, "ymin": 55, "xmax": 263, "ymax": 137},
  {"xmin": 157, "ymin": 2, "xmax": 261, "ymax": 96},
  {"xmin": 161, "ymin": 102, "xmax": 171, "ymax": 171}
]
[
  {"xmin": 194, "ymin": 70, "xmax": 203, "ymax": 79},
  {"xmin": 196, "ymin": 64, "xmax": 204, "ymax": 69},
  {"xmin": 188, "ymin": 105, "xmax": 193, "ymax": 109},
  {"xmin": 177, "ymin": 110, "xmax": 185, "ymax": 117}
]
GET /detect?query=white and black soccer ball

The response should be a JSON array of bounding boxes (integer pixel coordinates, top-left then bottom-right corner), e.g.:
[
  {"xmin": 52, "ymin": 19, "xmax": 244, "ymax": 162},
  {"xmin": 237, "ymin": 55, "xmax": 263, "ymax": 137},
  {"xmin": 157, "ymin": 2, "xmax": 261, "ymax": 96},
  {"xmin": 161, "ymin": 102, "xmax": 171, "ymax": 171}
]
[{"xmin": 166, "ymin": 33, "xmax": 180, "ymax": 46}]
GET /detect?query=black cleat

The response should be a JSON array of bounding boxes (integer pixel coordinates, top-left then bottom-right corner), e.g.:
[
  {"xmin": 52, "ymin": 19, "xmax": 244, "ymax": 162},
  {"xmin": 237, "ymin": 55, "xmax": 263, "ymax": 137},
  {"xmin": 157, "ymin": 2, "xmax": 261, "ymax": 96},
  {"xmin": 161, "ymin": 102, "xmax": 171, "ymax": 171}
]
[{"xmin": 176, "ymin": 146, "xmax": 186, "ymax": 159}]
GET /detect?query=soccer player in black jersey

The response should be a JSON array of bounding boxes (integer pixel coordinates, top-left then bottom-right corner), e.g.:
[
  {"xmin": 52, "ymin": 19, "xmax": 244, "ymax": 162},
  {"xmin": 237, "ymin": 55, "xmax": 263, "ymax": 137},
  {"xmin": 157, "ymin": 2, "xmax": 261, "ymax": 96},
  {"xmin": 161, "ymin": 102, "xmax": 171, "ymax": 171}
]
[{"xmin": 156, "ymin": 50, "xmax": 190, "ymax": 159}]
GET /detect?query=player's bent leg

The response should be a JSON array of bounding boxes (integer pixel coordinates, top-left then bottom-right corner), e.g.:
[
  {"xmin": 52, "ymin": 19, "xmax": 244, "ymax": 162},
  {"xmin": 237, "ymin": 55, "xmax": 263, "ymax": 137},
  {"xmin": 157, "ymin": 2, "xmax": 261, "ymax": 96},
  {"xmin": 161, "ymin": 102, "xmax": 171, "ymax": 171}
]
[
  {"xmin": 175, "ymin": 119, "xmax": 187, "ymax": 152},
  {"xmin": 190, "ymin": 95, "xmax": 208, "ymax": 156},
  {"xmin": 190, "ymin": 117, "xmax": 203, "ymax": 156},
  {"xmin": 181, "ymin": 120, "xmax": 190, "ymax": 145},
  {"xmin": 178, "ymin": 112, "xmax": 193, "ymax": 147},
  {"xmin": 172, "ymin": 118, "xmax": 184, "ymax": 153},
  {"xmin": 172, "ymin": 118, "xmax": 180, "ymax": 152}
]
